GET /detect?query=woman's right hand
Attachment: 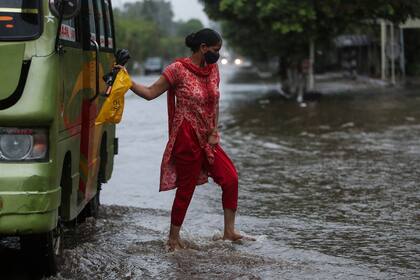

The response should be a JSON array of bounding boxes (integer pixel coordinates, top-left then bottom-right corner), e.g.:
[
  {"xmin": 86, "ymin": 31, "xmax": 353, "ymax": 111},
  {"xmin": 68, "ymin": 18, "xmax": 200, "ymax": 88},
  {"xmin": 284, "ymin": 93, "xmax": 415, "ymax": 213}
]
[
  {"xmin": 113, "ymin": 64, "xmax": 126, "ymax": 71},
  {"xmin": 113, "ymin": 64, "xmax": 137, "ymax": 91}
]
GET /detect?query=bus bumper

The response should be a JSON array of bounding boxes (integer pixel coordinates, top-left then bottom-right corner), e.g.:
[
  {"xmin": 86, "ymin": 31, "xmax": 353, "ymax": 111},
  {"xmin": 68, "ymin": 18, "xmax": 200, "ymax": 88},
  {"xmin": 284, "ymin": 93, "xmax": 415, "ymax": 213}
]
[{"xmin": 0, "ymin": 188, "xmax": 61, "ymax": 235}]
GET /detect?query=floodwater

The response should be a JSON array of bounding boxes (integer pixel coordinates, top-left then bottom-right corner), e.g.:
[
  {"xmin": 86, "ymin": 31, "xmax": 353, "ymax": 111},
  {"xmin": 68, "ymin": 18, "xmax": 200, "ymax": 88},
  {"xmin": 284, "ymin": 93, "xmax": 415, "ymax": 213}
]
[{"xmin": 2, "ymin": 65, "xmax": 420, "ymax": 279}]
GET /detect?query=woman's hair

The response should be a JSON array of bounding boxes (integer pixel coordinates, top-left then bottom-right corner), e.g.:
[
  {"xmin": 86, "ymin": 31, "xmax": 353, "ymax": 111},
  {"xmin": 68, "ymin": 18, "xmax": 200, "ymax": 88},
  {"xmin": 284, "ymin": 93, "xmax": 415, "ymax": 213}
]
[{"xmin": 185, "ymin": 28, "xmax": 222, "ymax": 52}]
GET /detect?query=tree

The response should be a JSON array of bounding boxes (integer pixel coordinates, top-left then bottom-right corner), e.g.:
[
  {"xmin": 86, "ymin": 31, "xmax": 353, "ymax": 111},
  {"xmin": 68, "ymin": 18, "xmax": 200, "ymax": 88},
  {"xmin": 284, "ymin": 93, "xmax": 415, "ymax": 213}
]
[
  {"xmin": 123, "ymin": 0, "xmax": 174, "ymax": 35},
  {"xmin": 113, "ymin": 2, "xmax": 204, "ymax": 70},
  {"xmin": 160, "ymin": 19, "xmax": 204, "ymax": 60},
  {"xmin": 176, "ymin": 19, "xmax": 204, "ymax": 37},
  {"xmin": 200, "ymin": 0, "xmax": 420, "ymax": 95},
  {"xmin": 114, "ymin": 18, "xmax": 161, "ymax": 70}
]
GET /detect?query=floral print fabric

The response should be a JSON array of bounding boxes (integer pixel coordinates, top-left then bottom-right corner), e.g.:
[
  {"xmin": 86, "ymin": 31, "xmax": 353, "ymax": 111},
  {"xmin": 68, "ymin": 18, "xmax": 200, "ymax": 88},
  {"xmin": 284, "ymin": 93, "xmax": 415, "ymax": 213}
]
[{"xmin": 159, "ymin": 58, "xmax": 220, "ymax": 192}]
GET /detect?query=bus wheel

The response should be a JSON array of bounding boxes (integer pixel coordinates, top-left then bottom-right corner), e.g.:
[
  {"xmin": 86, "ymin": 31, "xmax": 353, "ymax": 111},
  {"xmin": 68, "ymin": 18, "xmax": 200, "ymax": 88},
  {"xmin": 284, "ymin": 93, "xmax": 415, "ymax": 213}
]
[
  {"xmin": 80, "ymin": 182, "xmax": 101, "ymax": 220},
  {"xmin": 20, "ymin": 222, "xmax": 63, "ymax": 277},
  {"xmin": 88, "ymin": 185, "xmax": 100, "ymax": 218}
]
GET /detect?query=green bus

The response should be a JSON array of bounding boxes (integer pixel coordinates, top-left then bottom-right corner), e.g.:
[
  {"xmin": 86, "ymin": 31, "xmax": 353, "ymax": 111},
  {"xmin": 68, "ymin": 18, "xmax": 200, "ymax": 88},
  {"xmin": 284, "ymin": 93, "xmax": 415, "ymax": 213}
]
[{"xmin": 0, "ymin": 0, "xmax": 118, "ymax": 275}]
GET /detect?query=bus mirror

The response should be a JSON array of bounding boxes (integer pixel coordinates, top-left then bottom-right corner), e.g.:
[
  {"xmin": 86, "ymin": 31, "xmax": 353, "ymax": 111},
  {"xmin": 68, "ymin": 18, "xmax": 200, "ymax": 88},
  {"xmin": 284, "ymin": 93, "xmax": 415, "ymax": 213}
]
[{"xmin": 49, "ymin": 0, "xmax": 81, "ymax": 20}]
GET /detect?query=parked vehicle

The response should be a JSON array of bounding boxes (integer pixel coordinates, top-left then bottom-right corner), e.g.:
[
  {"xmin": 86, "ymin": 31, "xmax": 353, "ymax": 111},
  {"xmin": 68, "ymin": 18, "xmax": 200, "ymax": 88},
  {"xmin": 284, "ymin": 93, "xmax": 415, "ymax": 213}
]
[
  {"xmin": 144, "ymin": 56, "xmax": 163, "ymax": 75},
  {"xmin": 0, "ymin": 0, "xmax": 118, "ymax": 276}
]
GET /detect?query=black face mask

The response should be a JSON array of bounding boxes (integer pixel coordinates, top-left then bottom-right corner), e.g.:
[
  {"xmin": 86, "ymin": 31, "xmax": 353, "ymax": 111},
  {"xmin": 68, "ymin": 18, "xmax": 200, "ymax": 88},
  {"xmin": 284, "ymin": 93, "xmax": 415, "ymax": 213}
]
[{"xmin": 204, "ymin": 50, "xmax": 220, "ymax": 64}]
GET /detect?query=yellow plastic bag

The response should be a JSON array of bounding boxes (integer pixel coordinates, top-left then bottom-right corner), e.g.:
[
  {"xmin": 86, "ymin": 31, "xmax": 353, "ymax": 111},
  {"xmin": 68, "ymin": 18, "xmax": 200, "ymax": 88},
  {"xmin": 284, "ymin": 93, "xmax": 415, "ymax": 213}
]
[{"xmin": 96, "ymin": 68, "xmax": 132, "ymax": 124}]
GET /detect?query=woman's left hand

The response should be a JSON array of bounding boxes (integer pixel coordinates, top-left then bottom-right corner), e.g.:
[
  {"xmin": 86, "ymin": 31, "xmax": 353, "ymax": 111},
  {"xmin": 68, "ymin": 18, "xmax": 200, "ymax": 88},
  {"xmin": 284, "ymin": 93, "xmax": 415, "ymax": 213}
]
[{"xmin": 208, "ymin": 129, "xmax": 219, "ymax": 146}]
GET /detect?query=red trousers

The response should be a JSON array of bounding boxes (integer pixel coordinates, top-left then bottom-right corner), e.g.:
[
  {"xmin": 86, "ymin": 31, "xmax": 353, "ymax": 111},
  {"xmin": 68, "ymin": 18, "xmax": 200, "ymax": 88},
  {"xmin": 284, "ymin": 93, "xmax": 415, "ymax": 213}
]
[{"xmin": 171, "ymin": 120, "xmax": 238, "ymax": 226}]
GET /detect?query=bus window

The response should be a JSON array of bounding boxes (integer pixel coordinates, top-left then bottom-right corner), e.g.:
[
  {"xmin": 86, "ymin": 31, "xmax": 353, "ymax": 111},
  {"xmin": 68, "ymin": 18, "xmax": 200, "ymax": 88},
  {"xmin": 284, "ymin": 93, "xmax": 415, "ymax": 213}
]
[
  {"xmin": 95, "ymin": 0, "xmax": 106, "ymax": 48},
  {"xmin": 0, "ymin": 0, "xmax": 41, "ymax": 41},
  {"xmin": 103, "ymin": 0, "xmax": 114, "ymax": 49},
  {"xmin": 88, "ymin": 0, "xmax": 96, "ymax": 43}
]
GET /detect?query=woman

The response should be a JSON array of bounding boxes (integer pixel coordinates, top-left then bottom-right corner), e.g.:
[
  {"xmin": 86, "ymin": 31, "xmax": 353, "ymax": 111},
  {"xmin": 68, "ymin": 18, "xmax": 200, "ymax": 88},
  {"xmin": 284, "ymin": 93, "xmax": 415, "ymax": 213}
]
[{"xmin": 127, "ymin": 28, "xmax": 243, "ymax": 251}]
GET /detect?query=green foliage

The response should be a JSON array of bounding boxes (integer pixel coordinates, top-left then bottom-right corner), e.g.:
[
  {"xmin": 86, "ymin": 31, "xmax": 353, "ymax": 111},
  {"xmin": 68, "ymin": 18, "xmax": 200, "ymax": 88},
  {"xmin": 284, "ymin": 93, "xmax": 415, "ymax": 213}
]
[
  {"xmin": 115, "ymin": 18, "xmax": 160, "ymax": 64},
  {"xmin": 113, "ymin": 1, "xmax": 204, "ymax": 71},
  {"xmin": 122, "ymin": 0, "xmax": 174, "ymax": 36},
  {"xmin": 200, "ymin": 0, "xmax": 420, "ymax": 61},
  {"xmin": 176, "ymin": 19, "xmax": 204, "ymax": 37}
]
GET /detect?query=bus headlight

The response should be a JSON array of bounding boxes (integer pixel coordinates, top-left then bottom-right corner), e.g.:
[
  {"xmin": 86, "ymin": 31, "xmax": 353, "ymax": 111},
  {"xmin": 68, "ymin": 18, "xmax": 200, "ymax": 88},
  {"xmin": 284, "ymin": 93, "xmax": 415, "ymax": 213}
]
[{"xmin": 0, "ymin": 128, "xmax": 48, "ymax": 161}]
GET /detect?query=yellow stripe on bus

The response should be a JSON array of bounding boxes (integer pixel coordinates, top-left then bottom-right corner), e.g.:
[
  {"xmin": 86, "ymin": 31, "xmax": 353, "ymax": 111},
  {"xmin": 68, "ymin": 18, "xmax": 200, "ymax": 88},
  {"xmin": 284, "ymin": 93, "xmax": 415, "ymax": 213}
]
[{"xmin": 0, "ymin": 8, "xmax": 39, "ymax": 14}]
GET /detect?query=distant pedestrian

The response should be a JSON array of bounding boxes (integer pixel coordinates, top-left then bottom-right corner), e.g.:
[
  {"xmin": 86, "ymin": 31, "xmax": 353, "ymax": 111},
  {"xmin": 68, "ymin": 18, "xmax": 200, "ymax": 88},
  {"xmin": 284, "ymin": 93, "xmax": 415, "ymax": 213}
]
[{"xmin": 121, "ymin": 28, "xmax": 246, "ymax": 251}]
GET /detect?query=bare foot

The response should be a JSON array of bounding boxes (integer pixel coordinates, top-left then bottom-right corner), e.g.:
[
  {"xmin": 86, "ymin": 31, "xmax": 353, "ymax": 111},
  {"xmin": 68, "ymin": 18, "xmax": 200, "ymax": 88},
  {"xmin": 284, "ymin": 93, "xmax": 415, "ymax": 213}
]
[
  {"xmin": 223, "ymin": 230, "xmax": 256, "ymax": 242},
  {"xmin": 167, "ymin": 238, "xmax": 185, "ymax": 251},
  {"xmin": 223, "ymin": 230, "xmax": 243, "ymax": 241}
]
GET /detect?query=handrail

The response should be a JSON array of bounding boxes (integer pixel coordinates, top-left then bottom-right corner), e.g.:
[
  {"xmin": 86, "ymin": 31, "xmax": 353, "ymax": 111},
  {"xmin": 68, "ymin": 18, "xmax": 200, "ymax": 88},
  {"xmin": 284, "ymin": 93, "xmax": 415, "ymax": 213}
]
[{"xmin": 89, "ymin": 39, "xmax": 100, "ymax": 102}]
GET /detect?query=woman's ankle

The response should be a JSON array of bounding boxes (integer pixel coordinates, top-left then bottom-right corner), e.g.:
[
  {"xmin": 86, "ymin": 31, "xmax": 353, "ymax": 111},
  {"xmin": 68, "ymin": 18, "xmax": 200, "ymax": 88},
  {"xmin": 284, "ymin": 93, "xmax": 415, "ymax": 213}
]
[
  {"xmin": 168, "ymin": 224, "xmax": 182, "ymax": 240},
  {"xmin": 167, "ymin": 225, "xmax": 186, "ymax": 251},
  {"xmin": 224, "ymin": 226, "xmax": 236, "ymax": 235}
]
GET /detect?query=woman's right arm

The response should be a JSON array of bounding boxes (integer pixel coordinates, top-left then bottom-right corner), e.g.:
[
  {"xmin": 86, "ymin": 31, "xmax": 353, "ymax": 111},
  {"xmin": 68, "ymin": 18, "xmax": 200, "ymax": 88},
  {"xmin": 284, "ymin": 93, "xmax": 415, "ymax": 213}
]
[{"xmin": 130, "ymin": 75, "xmax": 170, "ymax": 101}]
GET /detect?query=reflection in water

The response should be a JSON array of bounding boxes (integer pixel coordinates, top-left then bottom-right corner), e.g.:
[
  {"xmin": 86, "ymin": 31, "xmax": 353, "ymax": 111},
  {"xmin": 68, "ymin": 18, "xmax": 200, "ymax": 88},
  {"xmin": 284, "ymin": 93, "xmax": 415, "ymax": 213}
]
[{"xmin": 221, "ymin": 76, "xmax": 420, "ymax": 278}]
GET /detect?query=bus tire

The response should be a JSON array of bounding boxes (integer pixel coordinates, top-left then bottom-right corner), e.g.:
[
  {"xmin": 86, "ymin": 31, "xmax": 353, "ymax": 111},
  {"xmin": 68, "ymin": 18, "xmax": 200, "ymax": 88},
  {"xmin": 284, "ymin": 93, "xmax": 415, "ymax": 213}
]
[
  {"xmin": 79, "ymin": 182, "xmax": 101, "ymax": 221},
  {"xmin": 20, "ymin": 223, "xmax": 63, "ymax": 277},
  {"xmin": 88, "ymin": 184, "xmax": 100, "ymax": 218}
]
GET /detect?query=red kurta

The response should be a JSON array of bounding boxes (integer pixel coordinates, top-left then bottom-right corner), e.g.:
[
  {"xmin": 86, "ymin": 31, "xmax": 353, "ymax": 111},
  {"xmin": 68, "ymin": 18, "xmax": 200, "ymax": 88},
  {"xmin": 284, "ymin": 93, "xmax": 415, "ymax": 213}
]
[{"xmin": 160, "ymin": 58, "xmax": 220, "ymax": 192}]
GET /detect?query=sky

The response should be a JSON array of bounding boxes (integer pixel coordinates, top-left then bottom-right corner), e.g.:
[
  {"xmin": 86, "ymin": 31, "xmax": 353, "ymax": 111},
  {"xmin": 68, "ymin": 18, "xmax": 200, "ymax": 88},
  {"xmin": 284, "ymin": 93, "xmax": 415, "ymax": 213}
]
[{"xmin": 113, "ymin": 0, "xmax": 210, "ymax": 25}]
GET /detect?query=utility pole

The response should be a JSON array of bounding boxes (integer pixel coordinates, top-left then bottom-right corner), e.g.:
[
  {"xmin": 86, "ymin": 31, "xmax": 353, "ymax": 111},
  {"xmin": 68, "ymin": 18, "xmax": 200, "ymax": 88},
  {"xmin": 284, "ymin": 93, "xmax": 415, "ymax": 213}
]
[
  {"xmin": 390, "ymin": 23, "xmax": 396, "ymax": 85},
  {"xmin": 381, "ymin": 20, "xmax": 387, "ymax": 81},
  {"xmin": 400, "ymin": 27, "xmax": 406, "ymax": 80}
]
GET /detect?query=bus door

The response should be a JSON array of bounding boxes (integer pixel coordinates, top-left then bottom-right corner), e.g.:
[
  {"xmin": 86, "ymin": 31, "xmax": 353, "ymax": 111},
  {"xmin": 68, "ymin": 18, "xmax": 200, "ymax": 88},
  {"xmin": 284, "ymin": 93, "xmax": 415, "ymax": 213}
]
[
  {"xmin": 78, "ymin": 0, "xmax": 113, "ymax": 206},
  {"xmin": 78, "ymin": 0, "xmax": 99, "ymax": 205},
  {"xmin": 58, "ymin": 14, "xmax": 84, "ymax": 218},
  {"xmin": 95, "ymin": 0, "xmax": 117, "ymax": 181}
]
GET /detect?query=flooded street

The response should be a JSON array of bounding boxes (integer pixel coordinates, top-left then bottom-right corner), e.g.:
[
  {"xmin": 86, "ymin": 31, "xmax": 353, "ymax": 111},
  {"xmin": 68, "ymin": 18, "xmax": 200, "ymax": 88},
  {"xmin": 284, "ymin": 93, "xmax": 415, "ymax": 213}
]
[
  {"xmin": 95, "ymin": 66, "xmax": 420, "ymax": 279},
  {"xmin": 2, "ymin": 66, "xmax": 420, "ymax": 279}
]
